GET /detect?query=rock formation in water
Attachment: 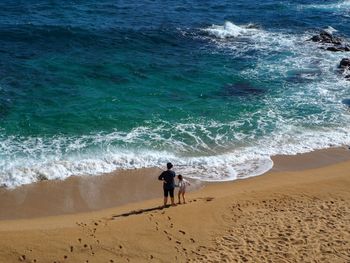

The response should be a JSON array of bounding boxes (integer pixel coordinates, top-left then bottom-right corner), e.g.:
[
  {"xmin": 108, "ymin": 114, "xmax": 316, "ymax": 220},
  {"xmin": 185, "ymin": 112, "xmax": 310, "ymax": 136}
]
[
  {"xmin": 339, "ymin": 58, "xmax": 350, "ymax": 80},
  {"xmin": 309, "ymin": 31, "xmax": 350, "ymax": 52}
]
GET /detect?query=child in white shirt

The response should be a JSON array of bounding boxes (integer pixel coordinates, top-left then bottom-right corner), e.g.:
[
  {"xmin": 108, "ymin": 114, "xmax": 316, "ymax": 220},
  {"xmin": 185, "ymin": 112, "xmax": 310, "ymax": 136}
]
[{"xmin": 177, "ymin": 174, "xmax": 190, "ymax": 204}]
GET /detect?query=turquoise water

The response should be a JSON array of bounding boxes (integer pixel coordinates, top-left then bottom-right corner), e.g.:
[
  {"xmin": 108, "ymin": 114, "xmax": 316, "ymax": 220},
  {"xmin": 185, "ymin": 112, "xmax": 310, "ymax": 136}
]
[{"xmin": 1, "ymin": 0, "xmax": 350, "ymax": 187}]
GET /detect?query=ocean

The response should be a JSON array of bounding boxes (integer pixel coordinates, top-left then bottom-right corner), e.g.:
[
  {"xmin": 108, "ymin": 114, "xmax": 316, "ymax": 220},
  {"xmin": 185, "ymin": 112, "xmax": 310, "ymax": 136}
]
[{"xmin": 0, "ymin": 0, "xmax": 350, "ymax": 187}]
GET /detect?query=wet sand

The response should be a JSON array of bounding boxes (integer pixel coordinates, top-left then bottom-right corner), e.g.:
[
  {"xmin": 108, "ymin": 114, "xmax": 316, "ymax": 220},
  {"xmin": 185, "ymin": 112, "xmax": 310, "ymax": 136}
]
[
  {"xmin": 0, "ymin": 167, "xmax": 203, "ymax": 220},
  {"xmin": 0, "ymin": 147, "xmax": 349, "ymax": 262}
]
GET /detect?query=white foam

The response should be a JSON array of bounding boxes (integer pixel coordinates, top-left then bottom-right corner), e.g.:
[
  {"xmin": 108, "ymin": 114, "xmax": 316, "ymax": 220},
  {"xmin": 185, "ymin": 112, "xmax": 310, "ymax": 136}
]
[
  {"xmin": 0, "ymin": 139, "xmax": 273, "ymax": 187},
  {"xmin": 323, "ymin": 26, "xmax": 338, "ymax": 35},
  {"xmin": 299, "ymin": 0, "xmax": 350, "ymax": 11},
  {"xmin": 1, "ymin": 119, "xmax": 350, "ymax": 188},
  {"xmin": 203, "ymin": 21, "xmax": 254, "ymax": 39}
]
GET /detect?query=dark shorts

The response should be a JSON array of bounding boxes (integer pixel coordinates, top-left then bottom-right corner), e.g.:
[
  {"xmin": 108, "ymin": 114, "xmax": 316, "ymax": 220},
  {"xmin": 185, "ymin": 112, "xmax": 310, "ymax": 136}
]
[{"xmin": 163, "ymin": 188, "xmax": 174, "ymax": 198}]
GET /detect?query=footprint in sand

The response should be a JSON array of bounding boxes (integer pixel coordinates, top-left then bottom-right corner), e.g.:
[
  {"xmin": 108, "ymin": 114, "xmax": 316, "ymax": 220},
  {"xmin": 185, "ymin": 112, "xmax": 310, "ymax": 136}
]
[{"xmin": 179, "ymin": 230, "xmax": 186, "ymax": 235}]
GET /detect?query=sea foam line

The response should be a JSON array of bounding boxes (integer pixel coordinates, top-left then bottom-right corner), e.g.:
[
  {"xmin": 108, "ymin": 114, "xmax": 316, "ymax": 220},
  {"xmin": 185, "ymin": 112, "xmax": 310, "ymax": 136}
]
[{"xmin": 1, "ymin": 124, "xmax": 350, "ymax": 188}]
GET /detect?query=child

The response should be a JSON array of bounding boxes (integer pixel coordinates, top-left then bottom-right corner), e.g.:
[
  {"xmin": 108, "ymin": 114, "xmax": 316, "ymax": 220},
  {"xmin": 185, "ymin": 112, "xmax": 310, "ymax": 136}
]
[{"xmin": 177, "ymin": 174, "xmax": 190, "ymax": 204}]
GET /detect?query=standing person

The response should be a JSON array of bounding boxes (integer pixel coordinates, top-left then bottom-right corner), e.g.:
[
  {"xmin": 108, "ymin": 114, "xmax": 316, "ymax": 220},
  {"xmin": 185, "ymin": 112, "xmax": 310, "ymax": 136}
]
[
  {"xmin": 177, "ymin": 174, "xmax": 190, "ymax": 204},
  {"xmin": 158, "ymin": 162, "xmax": 176, "ymax": 207}
]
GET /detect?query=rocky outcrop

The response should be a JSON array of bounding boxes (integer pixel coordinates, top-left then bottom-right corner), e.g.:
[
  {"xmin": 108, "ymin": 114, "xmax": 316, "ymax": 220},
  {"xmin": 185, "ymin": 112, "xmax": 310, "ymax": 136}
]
[
  {"xmin": 338, "ymin": 58, "xmax": 350, "ymax": 81},
  {"xmin": 310, "ymin": 31, "xmax": 342, "ymax": 45},
  {"xmin": 326, "ymin": 46, "xmax": 350, "ymax": 52},
  {"xmin": 309, "ymin": 31, "xmax": 350, "ymax": 52},
  {"xmin": 309, "ymin": 30, "xmax": 350, "ymax": 83},
  {"xmin": 339, "ymin": 58, "xmax": 350, "ymax": 69}
]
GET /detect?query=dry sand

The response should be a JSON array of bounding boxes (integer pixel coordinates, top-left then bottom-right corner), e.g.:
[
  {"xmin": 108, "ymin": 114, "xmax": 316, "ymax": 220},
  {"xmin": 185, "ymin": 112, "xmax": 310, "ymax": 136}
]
[{"xmin": 0, "ymin": 148, "xmax": 349, "ymax": 262}]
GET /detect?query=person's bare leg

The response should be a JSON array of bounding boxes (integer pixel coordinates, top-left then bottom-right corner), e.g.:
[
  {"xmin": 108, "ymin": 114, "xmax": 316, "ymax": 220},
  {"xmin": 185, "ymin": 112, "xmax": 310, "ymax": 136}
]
[
  {"xmin": 171, "ymin": 197, "xmax": 176, "ymax": 206},
  {"xmin": 178, "ymin": 191, "xmax": 181, "ymax": 204},
  {"xmin": 164, "ymin": 197, "xmax": 168, "ymax": 207},
  {"xmin": 182, "ymin": 192, "xmax": 186, "ymax": 204}
]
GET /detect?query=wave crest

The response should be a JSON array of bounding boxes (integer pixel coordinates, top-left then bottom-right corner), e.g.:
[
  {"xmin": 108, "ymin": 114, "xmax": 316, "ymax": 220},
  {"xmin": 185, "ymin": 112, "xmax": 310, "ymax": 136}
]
[{"xmin": 202, "ymin": 21, "xmax": 258, "ymax": 39}]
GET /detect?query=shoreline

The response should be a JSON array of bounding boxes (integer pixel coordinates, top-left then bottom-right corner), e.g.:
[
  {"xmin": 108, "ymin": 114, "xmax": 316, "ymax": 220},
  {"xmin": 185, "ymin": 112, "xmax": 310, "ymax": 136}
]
[
  {"xmin": 0, "ymin": 146, "xmax": 349, "ymax": 220},
  {"xmin": 0, "ymin": 146, "xmax": 349, "ymax": 262}
]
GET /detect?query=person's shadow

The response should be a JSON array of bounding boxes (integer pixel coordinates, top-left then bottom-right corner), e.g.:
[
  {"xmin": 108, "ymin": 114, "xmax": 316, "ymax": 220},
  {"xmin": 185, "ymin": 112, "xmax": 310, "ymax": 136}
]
[{"xmin": 110, "ymin": 205, "xmax": 170, "ymax": 219}]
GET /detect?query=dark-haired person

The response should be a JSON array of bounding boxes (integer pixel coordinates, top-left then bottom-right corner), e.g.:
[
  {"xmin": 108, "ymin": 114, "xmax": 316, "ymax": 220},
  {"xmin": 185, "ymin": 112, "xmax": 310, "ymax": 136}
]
[{"xmin": 158, "ymin": 162, "xmax": 176, "ymax": 207}]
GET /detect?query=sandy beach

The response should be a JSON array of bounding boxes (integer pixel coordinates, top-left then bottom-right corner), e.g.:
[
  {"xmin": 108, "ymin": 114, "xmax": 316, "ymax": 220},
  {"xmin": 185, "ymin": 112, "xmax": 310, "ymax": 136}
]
[{"xmin": 0, "ymin": 147, "xmax": 349, "ymax": 263}]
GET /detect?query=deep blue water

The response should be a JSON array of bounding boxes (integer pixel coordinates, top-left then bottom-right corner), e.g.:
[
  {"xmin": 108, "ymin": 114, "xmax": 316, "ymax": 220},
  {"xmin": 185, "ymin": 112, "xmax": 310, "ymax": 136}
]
[{"xmin": 0, "ymin": 0, "xmax": 350, "ymax": 187}]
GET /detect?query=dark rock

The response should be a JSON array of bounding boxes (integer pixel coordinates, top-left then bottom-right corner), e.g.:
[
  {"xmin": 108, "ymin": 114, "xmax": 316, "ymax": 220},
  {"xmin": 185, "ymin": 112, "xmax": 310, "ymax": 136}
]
[
  {"xmin": 326, "ymin": 46, "xmax": 341, "ymax": 52},
  {"xmin": 309, "ymin": 31, "xmax": 342, "ymax": 45},
  {"xmin": 319, "ymin": 31, "xmax": 333, "ymax": 42},
  {"xmin": 322, "ymin": 31, "xmax": 342, "ymax": 45},
  {"xmin": 337, "ymin": 58, "xmax": 350, "ymax": 81},
  {"xmin": 326, "ymin": 45, "xmax": 350, "ymax": 52},
  {"xmin": 339, "ymin": 58, "xmax": 350, "ymax": 68},
  {"xmin": 310, "ymin": 35, "xmax": 322, "ymax": 42}
]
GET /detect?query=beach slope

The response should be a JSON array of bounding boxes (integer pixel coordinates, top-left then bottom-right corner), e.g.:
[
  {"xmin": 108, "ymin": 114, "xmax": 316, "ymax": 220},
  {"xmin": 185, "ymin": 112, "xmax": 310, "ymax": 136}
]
[{"xmin": 0, "ymin": 154, "xmax": 349, "ymax": 262}]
